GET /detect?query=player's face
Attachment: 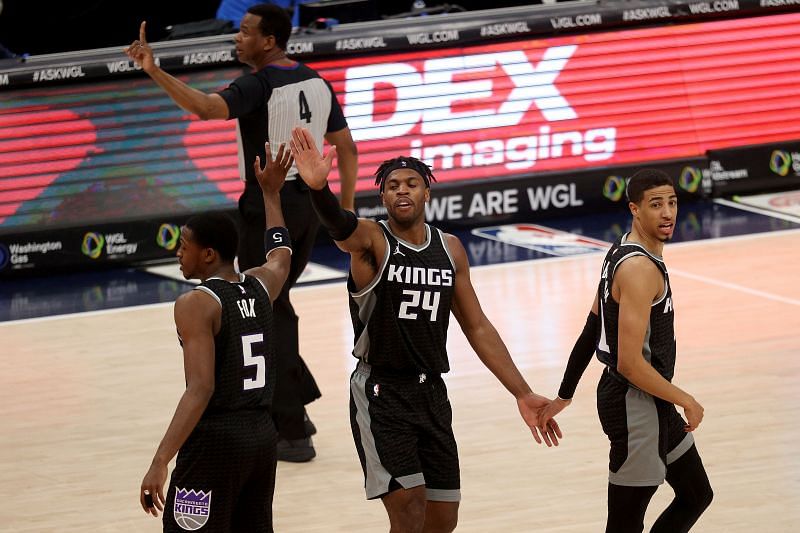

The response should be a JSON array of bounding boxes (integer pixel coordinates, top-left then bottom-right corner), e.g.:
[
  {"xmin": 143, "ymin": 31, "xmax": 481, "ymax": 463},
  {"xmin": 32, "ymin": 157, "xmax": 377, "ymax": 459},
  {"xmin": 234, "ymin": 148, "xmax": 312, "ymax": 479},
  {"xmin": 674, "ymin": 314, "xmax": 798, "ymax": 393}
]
[
  {"xmin": 631, "ymin": 185, "xmax": 678, "ymax": 242},
  {"xmin": 234, "ymin": 14, "xmax": 269, "ymax": 66},
  {"xmin": 381, "ymin": 169, "xmax": 430, "ymax": 225},
  {"xmin": 176, "ymin": 226, "xmax": 204, "ymax": 279}
]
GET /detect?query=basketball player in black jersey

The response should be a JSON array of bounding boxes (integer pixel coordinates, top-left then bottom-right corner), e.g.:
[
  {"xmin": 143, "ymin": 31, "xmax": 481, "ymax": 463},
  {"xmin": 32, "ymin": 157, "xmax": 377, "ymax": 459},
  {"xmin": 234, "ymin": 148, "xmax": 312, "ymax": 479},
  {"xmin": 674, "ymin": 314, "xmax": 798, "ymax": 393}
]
[
  {"xmin": 289, "ymin": 126, "xmax": 562, "ymax": 532},
  {"xmin": 138, "ymin": 142, "xmax": 293, "ymax": 532},
  {"xmin": 126, "ymin": 3, "xmax": 359, "ymax": 461},
  {"xmin": 539, "ymin": 169, "xmax": 713, "ymax": 532}
]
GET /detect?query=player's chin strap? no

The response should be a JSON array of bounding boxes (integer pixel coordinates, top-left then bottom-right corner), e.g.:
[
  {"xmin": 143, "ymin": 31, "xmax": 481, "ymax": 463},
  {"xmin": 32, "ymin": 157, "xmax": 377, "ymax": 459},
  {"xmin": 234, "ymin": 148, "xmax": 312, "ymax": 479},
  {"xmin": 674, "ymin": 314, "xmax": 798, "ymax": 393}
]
[{"xmin": 265, "ymin": 227, "xmax": 292, "ymax": 259}]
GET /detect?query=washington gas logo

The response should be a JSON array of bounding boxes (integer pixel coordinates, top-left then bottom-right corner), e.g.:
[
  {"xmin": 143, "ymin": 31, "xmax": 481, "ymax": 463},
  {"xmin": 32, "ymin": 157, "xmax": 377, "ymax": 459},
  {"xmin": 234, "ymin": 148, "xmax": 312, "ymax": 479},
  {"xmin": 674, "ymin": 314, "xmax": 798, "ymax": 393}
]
[
  {"xmin": 81, "ymin": 232, "xmax": 105, "ymax": 259},
  {"xmin": 157, "ymin": 223, "xmax": 181, "ymax": 251},
  {"xmin": 679, "ymin": 166, "xmax": 702, "ymax": 193},
  {"xmin": 603, "ymin": 175, "xmax": 626, "ymax": 202},
  {"xmin": 770, "ymin": 150, "xmax": 792, "ymax": 176}
]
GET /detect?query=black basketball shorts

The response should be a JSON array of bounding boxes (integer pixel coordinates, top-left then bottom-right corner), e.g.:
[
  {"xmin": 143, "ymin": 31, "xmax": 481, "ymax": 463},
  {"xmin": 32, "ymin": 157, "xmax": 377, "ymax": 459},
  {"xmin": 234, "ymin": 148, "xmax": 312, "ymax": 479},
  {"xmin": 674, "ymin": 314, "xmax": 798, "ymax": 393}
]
[
  {"xmin": 163, "ymin": 411, "xmax": 278, "ymax": 532},
  {"xmin": 349, "ymin": 361, "xmax": 460, "ymax": 501}
]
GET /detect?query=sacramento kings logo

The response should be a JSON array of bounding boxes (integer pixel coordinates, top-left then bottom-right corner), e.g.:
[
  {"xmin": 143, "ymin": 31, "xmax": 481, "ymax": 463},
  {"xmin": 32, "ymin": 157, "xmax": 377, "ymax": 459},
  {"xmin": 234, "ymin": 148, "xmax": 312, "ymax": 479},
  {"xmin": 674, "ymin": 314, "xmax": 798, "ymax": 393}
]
[{"xmin": 173, "ymin": 488, "xmax": 211, "ymax": 530}]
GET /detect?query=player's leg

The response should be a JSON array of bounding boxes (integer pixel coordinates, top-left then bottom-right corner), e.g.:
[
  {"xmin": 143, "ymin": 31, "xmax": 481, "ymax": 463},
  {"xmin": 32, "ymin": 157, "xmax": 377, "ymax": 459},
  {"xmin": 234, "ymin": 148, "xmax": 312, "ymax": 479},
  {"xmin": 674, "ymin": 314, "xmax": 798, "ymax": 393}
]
[
  {"xmin": 418, "ymin": 375, "xmax": 460, "ymax": 533},
  {"xmin": 231, "ymin": 414, "xmax": 279, "ymax": 533},
  {"xmin": 606, "ymin": 483, "xmax": 658, "ymax": 533},
  {"xmin": 650, "ymin": 445, "xmax": 713, "ymax": 532},
  {"xmin": 162, "ymin": 419, "xmax": 235, "ymax": 532},
  {"xmin": 597, "ymin": 371, "xmax": 664, "ymax": 532},
  {"xmin": 350, "ymin": 363, "xmax": 429, "ymax": 530},
  {"xmin": 423, "ymin": 501, "xmax": 459, "ymax": 533},
  {"xmin": 382, "ymin": 485, "xmax": 428, "ymax": 533}
]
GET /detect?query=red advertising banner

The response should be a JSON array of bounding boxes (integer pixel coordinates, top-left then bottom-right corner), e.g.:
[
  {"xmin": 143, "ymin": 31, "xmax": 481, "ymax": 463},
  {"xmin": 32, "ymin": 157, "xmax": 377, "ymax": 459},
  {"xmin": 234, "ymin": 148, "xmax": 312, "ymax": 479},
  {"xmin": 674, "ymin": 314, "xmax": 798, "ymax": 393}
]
[{"xmin": 312, "ymin": 12, "xmax": 800, "ymax": 190}]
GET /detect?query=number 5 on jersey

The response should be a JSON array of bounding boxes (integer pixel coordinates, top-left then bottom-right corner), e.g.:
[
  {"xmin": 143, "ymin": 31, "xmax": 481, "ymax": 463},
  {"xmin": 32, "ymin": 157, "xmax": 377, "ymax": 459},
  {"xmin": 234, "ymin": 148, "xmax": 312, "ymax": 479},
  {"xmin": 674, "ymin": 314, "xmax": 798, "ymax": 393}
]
[{"xmin": 241, "ymin": 334, "xmax": 266, "ymax": 390}]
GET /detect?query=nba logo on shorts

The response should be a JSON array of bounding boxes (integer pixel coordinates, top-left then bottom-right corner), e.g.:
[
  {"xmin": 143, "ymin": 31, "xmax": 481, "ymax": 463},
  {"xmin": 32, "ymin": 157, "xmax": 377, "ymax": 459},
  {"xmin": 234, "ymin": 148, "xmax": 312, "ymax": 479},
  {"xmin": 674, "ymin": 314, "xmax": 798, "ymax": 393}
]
[{"xmin": 173, "ymin": 488, "xmax": 211, "ymax": 530}]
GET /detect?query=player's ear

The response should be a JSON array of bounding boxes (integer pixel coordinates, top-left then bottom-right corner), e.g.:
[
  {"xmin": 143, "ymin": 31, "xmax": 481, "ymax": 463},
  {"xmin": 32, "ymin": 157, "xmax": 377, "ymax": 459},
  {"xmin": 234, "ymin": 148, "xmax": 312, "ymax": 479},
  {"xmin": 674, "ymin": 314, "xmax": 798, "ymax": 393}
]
[{"xmin": 628, "ymin": 201, "xmax": 638, "ymax": 217}]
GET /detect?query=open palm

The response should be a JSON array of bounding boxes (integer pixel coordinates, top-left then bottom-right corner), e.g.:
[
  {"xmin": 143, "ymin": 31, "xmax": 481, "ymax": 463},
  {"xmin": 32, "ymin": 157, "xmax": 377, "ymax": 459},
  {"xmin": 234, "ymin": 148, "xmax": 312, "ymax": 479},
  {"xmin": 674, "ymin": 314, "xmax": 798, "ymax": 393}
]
[{"xmin": 290, "ymin": 127, "xmax": 336, "ymax": 190}]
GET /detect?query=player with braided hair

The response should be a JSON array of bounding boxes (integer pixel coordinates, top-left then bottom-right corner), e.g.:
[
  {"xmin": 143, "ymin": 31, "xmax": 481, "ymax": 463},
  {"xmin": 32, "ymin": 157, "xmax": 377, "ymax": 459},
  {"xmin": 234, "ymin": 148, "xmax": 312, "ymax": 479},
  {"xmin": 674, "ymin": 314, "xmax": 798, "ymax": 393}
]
[{"xmin": 289, "ymin": 126, "xmax": 562, "ymax": 532}]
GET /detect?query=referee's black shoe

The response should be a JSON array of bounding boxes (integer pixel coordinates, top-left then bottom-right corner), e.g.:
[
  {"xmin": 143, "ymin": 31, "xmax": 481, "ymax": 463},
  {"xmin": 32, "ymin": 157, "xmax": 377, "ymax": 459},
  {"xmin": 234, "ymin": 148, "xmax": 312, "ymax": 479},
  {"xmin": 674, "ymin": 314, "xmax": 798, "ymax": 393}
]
[{"xmin": 277, "ymin": 437, "xmax": 316, "ymax": 462}]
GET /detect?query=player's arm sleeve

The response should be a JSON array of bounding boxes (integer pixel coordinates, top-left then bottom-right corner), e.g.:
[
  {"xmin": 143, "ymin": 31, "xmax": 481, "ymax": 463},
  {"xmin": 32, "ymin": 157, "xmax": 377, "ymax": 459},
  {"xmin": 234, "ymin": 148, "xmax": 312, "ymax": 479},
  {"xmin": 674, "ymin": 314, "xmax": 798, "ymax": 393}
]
[
  {"xmin": 309, "ymin": 184, "xmax": 358, "ymax": 241},
  {"xmin": 557, "ymin": 311, "xmax": 599, "ymax": 400},
  {"xmin": 324, "ymin": 79, "xmax": 348, "ymax": 132},
  {"xmin": 217, "ymin": 74, "xmax": 268, "ymax": 120}
]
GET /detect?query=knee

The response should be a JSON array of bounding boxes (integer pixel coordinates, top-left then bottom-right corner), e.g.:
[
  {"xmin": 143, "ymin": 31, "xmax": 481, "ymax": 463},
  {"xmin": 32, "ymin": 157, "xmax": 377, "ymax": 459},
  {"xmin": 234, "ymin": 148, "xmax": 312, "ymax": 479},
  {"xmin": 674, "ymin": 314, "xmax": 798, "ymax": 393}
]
[
  {"xmin": 432, "ymin": 513, "xmax": 458, "ymax": 533},
  {"xmin": 388, "ymin": 496, "xmax": 426, "ymax": 533},
  {"xmin": 696, "ymin": 484, "xmax": 713, "ymax": 513}
]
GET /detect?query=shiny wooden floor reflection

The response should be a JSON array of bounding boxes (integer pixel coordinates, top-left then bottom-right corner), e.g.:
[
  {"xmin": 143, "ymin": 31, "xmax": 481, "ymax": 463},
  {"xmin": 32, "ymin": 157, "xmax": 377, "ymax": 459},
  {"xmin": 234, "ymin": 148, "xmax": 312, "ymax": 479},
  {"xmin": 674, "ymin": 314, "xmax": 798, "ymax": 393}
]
[{"xmin": 1, "ymin": 230, "xmax": 798, "ymax": 532}]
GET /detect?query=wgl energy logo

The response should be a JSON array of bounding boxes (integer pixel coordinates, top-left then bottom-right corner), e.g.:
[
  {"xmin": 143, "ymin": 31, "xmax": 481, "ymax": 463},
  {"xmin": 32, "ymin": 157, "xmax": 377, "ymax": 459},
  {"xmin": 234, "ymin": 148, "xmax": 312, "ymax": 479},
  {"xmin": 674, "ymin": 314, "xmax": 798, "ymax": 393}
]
[
  {"xmin": 157, "ymin": 223, "xmax": 181, "ymax": 251},
  {"xmin": 81, "ymin": 232, "xmax": 105, "ymax": 259},
  {"xmin": 770, "ymin": 150, "xmax": 800, "ymax": 177}
]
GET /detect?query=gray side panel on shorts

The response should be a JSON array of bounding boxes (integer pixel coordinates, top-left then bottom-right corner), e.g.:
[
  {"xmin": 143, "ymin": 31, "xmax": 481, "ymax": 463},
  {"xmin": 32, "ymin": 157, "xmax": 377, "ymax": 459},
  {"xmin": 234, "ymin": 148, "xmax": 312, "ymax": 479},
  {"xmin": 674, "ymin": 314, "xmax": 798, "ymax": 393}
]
[
  {"xmin": 609, "ymin": 387, "xmax": 666, "ymax": 487},
  {"xmin": 350, "ymin": 367, "xmax": 393, "ymax": 498},
  {"xmin": 667, "ymin": 433, "xmax": 695, "ymax": 464}
]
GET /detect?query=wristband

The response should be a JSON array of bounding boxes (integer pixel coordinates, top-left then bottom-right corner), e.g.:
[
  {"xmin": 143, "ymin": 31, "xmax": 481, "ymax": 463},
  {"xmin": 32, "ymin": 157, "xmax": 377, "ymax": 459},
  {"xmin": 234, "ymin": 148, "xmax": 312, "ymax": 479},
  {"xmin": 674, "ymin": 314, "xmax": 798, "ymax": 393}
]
[{"xmin": 265, "ymin": 227, "xmax": 292, "ymax": 258}]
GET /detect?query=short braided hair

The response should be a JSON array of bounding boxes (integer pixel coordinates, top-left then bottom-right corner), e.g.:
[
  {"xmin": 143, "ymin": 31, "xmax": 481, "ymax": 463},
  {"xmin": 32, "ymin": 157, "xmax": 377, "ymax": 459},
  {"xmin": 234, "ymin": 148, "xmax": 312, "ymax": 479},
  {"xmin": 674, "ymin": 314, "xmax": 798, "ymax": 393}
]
[{"xmin": 374, "ymin": 156, "xmax": 437, "ymax": 192}]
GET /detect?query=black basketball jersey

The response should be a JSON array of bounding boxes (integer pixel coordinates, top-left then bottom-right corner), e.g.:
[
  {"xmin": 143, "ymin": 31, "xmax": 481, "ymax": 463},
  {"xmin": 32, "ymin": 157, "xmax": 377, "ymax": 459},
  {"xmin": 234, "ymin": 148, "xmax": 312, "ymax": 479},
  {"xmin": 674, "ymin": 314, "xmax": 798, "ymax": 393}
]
[
  {"xmin": 348, "ymin": 221, "xmax": 457, "ymax": 374},
  {"xmin": 218, "ymin": 63, "xmax": 347, "ymax": 182},
  {"xmin": 191, "ymin": 274, "xmax": 276, "ymax": 415},
  {"xmin": 596, "ymin": 234, "xmax": 676, "ymax": 382}
]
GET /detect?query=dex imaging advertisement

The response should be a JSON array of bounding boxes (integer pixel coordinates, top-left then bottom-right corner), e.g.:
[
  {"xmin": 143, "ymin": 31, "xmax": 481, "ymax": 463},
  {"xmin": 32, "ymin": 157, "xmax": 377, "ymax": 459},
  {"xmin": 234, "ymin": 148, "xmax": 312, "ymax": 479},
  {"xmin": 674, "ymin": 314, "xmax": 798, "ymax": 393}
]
[{"xmin": 1, "ymin": 13, "xmax": 799, "ymax": 235}]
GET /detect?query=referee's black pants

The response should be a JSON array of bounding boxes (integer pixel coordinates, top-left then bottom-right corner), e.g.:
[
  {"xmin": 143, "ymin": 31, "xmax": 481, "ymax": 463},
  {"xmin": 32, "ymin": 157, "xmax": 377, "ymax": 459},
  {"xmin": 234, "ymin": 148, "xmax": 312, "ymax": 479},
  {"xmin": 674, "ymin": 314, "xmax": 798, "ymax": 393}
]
[{"xmin": 237, "ymin": 178, "xmax": 322, "ymax": 440}]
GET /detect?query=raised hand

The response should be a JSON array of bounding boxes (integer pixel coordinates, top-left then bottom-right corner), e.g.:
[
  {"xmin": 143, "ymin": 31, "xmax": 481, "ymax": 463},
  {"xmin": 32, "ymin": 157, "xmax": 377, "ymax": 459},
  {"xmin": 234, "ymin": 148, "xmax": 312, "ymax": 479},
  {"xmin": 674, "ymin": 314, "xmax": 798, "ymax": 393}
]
[
  {"xmin": 253, "ymin": 142, "xmax": 293, "ymax": 196},
  {"xmin": 124, "ymin": 21, "xmax": 156, "ymax": 72},
  {"xmin": 289, "ymin": 126, "xmax": 336, "ymax": 191},
  {"xmin": 517, "ymin": 392, "xmax": 562, "ymax": 447}
]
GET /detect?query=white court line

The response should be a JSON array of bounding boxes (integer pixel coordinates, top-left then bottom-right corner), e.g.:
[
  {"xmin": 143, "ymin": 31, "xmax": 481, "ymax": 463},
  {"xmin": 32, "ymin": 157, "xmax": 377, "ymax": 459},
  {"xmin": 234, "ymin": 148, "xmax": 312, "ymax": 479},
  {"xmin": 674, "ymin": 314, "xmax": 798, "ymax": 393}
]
[
  {"xmin": 4, "ymin": 227, "xmax": 800, "ymax": 326},
  {"xmin": 714, "ymin": 197, "xmax": 800, "ymax": 224},
  {"xmin": 670, "ymin": 268, "xmax": 800, "ymax": 307}
]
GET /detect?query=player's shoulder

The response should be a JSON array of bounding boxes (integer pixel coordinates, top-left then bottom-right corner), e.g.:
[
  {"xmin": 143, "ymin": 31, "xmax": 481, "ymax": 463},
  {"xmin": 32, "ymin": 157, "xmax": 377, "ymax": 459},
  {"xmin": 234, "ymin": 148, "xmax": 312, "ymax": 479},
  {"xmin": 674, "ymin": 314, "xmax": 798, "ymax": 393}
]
[{"xmin": 615, "ymin": 253, "xmax": 662, "ymax": 282}]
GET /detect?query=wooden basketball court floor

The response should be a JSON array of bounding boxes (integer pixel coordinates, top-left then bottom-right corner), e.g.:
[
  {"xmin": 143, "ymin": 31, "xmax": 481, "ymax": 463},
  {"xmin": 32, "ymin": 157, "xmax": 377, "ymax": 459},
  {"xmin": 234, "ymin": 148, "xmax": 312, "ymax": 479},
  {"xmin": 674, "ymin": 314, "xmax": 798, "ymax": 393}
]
[{"xmin": 1, "ymin": 228, "xmax": 798, "ymax": 532}]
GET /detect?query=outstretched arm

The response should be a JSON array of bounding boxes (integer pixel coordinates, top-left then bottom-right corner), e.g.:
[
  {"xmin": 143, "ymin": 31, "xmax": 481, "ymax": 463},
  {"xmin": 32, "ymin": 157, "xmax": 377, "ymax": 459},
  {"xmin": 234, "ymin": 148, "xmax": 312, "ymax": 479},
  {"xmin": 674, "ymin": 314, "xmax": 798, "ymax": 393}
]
[
  {"xmin": 447, "ymin": 234, "xmax": 561, "ymax": 447},
  {"xmin": 290, "ymin": 127, "xmax": 380, "ymax": 258},
  {"xmin": 125, "ymin": 21, "xmax": 229, "ymax": 119},
  {"xmin": 244, "ymin": 142, "xmax": 293, "ymax": 302},
  {"xmin": 140, "ymin": 292, "xmax": 217, "ymax": 516},
  {"xmin": 539, "ymin": 295, "xmax": 599, "ymax": 429}
]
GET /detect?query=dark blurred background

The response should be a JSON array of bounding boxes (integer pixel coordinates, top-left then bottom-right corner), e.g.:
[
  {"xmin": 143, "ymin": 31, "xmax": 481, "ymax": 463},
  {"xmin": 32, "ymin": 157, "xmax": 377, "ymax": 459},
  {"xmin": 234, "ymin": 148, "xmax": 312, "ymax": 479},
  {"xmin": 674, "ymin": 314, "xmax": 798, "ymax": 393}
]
[
  {"xmin": 0, "ymin": 0, "xmax": 221, "ymax": 56},
  {"xmin": 0, "ymin": 0, "xmax": 543, "ymax": 57}
]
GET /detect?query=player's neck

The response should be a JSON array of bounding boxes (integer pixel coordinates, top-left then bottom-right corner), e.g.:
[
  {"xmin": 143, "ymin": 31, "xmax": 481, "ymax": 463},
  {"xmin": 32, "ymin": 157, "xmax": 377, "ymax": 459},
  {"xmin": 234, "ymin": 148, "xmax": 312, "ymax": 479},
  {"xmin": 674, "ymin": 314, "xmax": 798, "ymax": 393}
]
[
  {"xmin": 200, "ymin": 263, "xmax": 240, "ymax": 282},
  {"xmin": 628, "ymin": 225, "xmax": 664, "ymax": 257},
  {"xmin": 387, "ymin": 218, "xmax": 426, "ymax": 245}
]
